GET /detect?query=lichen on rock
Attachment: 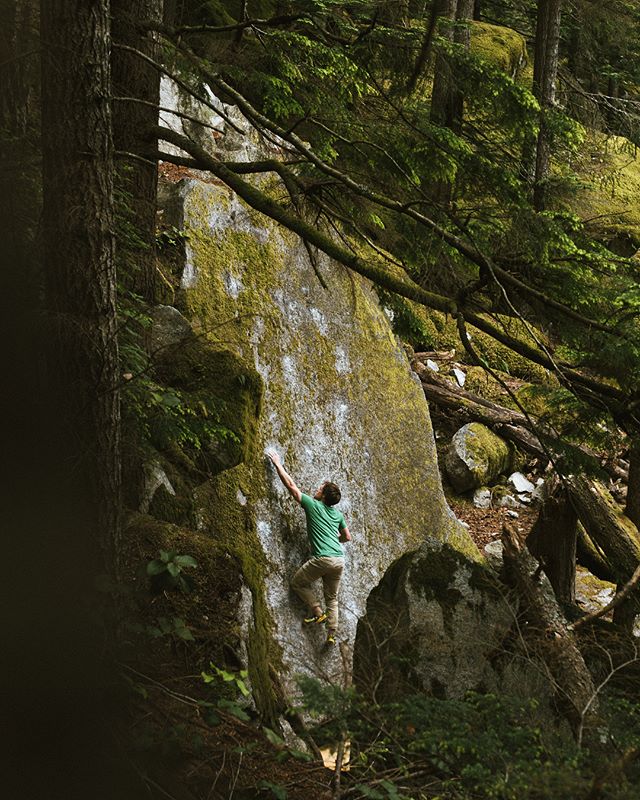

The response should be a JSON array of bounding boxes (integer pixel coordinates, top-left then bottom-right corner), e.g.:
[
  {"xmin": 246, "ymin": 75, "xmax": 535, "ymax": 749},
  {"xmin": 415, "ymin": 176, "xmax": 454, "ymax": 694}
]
[
  {"xmin": 354, "ymin": 536, "xmax": 515, "ymax": 702},
  {"xmin": 444, "ymin": 422, "xmax": 514, "ymax": 493},
  {"xmin": 158, "ymin": 170, "xmax": 479, "ymax": 711}
]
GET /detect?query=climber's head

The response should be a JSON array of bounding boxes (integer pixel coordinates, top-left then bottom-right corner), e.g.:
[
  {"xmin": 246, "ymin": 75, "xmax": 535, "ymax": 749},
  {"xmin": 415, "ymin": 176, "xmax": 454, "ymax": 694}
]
[{"xmin": 315, "ymin": 481, "xmax": 341, "ymax": 506}]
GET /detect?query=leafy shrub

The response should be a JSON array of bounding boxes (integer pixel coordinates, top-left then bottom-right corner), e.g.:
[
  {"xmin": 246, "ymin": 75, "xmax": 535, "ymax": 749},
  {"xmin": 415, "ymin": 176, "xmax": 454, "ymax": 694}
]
[{"xmin": 146, "ymin": 549, "xmax": 198, "ymax": 592}]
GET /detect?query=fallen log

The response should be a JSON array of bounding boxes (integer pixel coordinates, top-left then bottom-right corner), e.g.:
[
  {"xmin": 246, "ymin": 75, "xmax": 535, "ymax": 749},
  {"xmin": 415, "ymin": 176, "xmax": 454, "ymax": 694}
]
[
  {"xmin": 567, "ymin": 476, "xmax": 640, "ymax": 627},
  {"xmin": 576, "ymin": 523, "xmax": 615, "ymax": 583},
  {"xmin": 501, "ymin": 521, "xmax": 599, "ymax": 741},
  {"xmin": 412, "ymin": 358, "xmax": 629, "ymax": 484}
]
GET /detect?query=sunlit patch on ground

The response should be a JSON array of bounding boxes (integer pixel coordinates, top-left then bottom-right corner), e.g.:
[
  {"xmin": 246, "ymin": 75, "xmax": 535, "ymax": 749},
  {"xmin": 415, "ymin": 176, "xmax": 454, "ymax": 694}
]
[{"xmin": 320, "ymin": 742, "xmax": 350, "ymax": 770}]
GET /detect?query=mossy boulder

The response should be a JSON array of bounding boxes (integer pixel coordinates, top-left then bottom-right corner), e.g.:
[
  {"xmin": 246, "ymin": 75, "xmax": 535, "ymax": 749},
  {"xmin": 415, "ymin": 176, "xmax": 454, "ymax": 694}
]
[
  {"xmin": 444, "ymin": 422, "xmax": 514, "ymax": 493},
  {"xmin": 160, "ymin": 171, "xmax": 478, "ymax": 706},
  {"xmin": 354, "ymin": 537, "xmax": 549, "ymax": 703},
  {"xmin": 470, "ymin": 21, "xmax": 528, "ymax": 80},
  {"xmin": 155, "ymin": 336, "xmax": 263, "ymax": 474}
]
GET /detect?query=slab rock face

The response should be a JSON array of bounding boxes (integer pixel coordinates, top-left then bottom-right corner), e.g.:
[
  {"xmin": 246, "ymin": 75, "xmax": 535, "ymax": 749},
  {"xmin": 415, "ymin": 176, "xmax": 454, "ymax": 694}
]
[{"xmin": 162, "ymin": 174, "xmax": 479, "ymax": 710}]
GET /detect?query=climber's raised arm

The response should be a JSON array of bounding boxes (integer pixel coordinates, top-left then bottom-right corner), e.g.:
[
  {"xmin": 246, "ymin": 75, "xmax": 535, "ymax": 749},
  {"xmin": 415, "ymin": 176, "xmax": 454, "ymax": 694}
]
[{"xmin": 267, "ymin": 449, "xmax": 302, "ymax": 503}]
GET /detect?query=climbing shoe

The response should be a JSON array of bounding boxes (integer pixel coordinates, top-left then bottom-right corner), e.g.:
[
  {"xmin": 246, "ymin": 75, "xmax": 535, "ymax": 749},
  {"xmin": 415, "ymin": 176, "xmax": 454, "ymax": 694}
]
[
  {"xmin": 326, "ymin": 632, "xmax": 336, "ymax": 646},
  {"xmin": 303, "ymin": 612, "xmax": 327, "ymax": 625}
]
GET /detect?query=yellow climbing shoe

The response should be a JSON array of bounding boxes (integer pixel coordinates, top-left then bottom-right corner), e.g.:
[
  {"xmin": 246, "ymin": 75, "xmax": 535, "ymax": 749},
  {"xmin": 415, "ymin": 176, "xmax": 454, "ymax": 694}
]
[
  {"xmin": 303, "ymin": 612, "xmax": 327, "ymax": 625},
  {"xmin": 326, "ymin": 632, "xmax": 336, "ymax": 646}
]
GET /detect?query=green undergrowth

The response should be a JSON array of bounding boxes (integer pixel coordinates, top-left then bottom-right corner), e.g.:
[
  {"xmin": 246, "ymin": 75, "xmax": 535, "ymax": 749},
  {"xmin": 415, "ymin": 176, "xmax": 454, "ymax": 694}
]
[
  {"xmin": 559, "ymin": 132, "xmax": 640, "ymax": 251},
  {"xmin": 297, "ymin": 680, "xmax": 640, "ymax": 800},
  {"xmin": 381, "ymin": 291, "xmax": 550, "ymax": 383}
]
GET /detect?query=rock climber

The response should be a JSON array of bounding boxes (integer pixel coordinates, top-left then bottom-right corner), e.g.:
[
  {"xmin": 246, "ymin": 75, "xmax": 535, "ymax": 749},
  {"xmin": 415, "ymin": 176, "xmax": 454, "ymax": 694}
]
[{"xmin": 267, "ymin": 449, "xmax": 351, "ymax": 646}]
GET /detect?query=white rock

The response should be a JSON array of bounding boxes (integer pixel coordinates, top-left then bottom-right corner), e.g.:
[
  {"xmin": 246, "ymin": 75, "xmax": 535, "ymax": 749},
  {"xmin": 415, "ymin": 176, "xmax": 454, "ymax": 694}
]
[
  {"xmin": 508, "ymin": 471, "xmax": 535, "ymax": 494},
  {"xmin": 426, "ymin": 359, "xmax": 439, "ymax": 372},
  {"xmin": 497, "ymin": 494, "xmax": 519, "ymax": 509},
  {"xmin": 506, "ymin": 510, "xmax": 519, "ymax": 518},
  {"xmin": 473, "ymin": 487, "xmax": 492, "ymax": 508},
  {"xmin": 452, "ymin": 367, "xmax": 466, "ymax": 387},
  {"xmin": 483, "ymin": 540, "xmax": 504, "ymax": 571},
  {"xmin": 517, "ymin": 493, "xmax": 532, "ymax": 504}
]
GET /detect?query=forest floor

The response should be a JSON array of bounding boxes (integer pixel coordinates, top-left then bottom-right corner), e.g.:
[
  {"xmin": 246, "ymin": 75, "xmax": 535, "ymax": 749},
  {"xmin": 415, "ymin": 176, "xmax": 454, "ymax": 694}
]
[{"xmin": 448, "ymin": 495, "xmax": 540, "ymax": 552}]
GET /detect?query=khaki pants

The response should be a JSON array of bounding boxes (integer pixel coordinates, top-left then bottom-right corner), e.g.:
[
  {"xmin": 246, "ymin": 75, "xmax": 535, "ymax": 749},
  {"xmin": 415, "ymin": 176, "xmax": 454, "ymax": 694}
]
[{"xmin": 291, "ymin": 556, "xmax": 344, "ymax": 631}]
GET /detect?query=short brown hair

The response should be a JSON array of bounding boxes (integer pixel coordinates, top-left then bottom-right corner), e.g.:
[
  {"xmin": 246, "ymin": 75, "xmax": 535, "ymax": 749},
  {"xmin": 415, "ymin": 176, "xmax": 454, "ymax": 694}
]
[{"xmin": 322, "ymin": 482, "xmax": 341, "ymax": 506}]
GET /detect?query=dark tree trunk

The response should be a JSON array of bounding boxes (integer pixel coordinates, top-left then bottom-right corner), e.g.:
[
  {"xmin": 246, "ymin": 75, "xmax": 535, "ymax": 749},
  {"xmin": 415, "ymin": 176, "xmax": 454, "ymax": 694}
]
[
  {"xmin": 522, "ymin": 0, "xmax": 562, "ymax": 207},
  {"xmin": 450, "ymin": 0, "xmax": 474, "ymax": 133},
  {"xmin": 111, "ymin": 0, "xmax": 163, "ymax": 300},
  {"xmin": 430, "ymin": 0, "xmax": 458, "ymax": 128},
  {"xmin": 625, "ymin": 438, "xmax": 640, "ymax": 529},
  {"xmin": 430, "ymin": 0, "xmax": 472, "ymax": 204},
  {"xmin": 528, "ymin": 478, "xmax": 577, "ymax": 604},
  {"xmin": 20, "ymin": 3, "xmax": 132, "ymax": 796},
  {"xmin": 616, "ymin": 437, "xmax": 640, "ymax": 629},
  {"xmin": 532, "ymin": 0, "xmax": 563, "ymax": 210},
  {"xmin": 41, "ymin": 0, "xmax": 121, "ymax": 574},
  {"xmin": 473, "ymin": 0, "xmax": 481, "ymax": 20},
  {"xmin": 577, "ymin": 523, "xmax": 615, "ymax": 583}
]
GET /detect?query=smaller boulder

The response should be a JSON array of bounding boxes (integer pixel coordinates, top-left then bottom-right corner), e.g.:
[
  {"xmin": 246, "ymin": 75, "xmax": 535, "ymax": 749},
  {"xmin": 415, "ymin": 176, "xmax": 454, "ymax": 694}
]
[
  {"xmin": 508, "ymin": 471, "xmax": 535, "ymax": 494},
  {"xmin": 444, "ymin": 422, "xmax": 513, "ymax": 493},
  {"xmin": 473, "ymin": 487, "xmax": 492, "ymax": 508}
]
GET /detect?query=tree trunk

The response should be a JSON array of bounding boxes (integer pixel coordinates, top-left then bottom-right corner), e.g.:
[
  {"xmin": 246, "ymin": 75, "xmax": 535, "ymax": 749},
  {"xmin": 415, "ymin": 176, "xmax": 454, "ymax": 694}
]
[
  {"xmin": 617, "ymin": 438, "xmax": 640, "ymax": 628},
  {"xmin": 111, "ymin": 0, "xmax": 163, "ymax": 300},
  {"xmin": 568, "ymin": 476, "xmax": 640, "ymax": 631},
  {"xmin": 528, "ymin": 477, "xmax": 577, "ymax": 604},
  {"xmin": 625, "ymin": 438, "xmax": 640, "ymax": 528},
  {"xmin": 450, "ymin": 0, "xmax": 474, "ymax": 133},
  {"xmin": 501, "ymin": 521, "xmax": 599, "ymax": 741},
  {"xmin": 430, "ymin": 0, "xmax": 458, "ymax": 128},
  {"xmin": 577, "ymin": 523, "xmax": 615, "ymax": 583},
  {"xmin": 522, "ymin": 0, "xmax": 562, "ymax": 205},
  {"xmin": 532, "ymin": 0, "xmax": 562, "ymax": 210},
  {"xmin": 41, "ymin": 0, "xmax": 121, "ymax": 575}
]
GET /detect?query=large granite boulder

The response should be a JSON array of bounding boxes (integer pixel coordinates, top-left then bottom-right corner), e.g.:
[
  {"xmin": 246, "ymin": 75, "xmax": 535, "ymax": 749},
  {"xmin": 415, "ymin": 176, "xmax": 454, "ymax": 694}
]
[
  {"xmin": 354, "ymin": 537, "xmax": 514, "ymax": 700},
  {"xmin": 159, "ymin": 173, "xmax": 479, "ymax": 712}
]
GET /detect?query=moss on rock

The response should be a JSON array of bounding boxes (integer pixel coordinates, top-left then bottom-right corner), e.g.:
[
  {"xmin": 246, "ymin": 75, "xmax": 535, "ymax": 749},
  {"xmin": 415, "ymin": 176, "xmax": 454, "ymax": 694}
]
[
  {"xmin": 561, "ymin": 132, "xmax": 640, "ymax": 252},
  {"xmin": 444, "ymin": 422, "xmax": 514, "ymax": 493},
  {"xmin": 470, "ymin": 21, "xmax": 528, "ymax": 79},
  {"xmin": 156, "ymin": 336, "xmax": 263, "ymax": 474}
]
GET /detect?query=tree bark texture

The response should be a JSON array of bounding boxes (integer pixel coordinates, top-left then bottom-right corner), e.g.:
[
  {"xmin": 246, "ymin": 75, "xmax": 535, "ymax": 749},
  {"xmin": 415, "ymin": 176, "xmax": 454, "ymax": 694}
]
[
  {"xmin": 528, "ymin": 478, "xmax": 577, "ymax": 604},
  {"xmin": 532, "ymin": 0, "xmax": 562, "ymax": 210},
  {"xmin": 577, "ymin": 523, "xmax": 615, "ymax": 583},
  {"xmin": 625, "ymin": 438, "xmax": 640, "ymax": 528},
  {"xmin": 568, "ymin": 476, "xmax": 640, "ymax": 628},
  {"xmin": 111, "ymin": 0, "xmax": 163, "ymax": 300},
  {"xmin": 41, "ymin": 0, "xmax": 121, "ymax": 578},
  {"xmin": 430, "ymin": 0, "xmax": 458, "ymax": 128},
  {"xmin": 450, "ymin": 0, "xmax": 474, "ymax": 132},
  {"xmin": 501, "ymin": 521, "xmax": 599, "ymax": 739}
]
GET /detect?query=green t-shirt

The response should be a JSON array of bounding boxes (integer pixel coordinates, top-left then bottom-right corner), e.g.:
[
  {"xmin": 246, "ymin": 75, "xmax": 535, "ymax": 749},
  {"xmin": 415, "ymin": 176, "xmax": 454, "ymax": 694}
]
[{"xmin": 300, "ymin": 493, "xmax": 346, "ymax": 558}]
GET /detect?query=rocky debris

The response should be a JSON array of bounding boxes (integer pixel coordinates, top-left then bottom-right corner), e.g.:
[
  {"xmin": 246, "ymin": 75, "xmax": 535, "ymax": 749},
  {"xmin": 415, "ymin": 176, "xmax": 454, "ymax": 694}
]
[
  {"xmin": 473, "ymin": 487, "xmax": 492, "ymax": 508},
  {"xmin": 509, "ymin": 471, "xmax": 536, "ymax": 494}
]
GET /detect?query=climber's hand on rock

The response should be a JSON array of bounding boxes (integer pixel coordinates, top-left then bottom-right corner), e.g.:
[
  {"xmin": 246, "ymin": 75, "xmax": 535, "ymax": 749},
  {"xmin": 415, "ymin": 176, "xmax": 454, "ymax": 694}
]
[{"xmin": 266, "ymin": 449, "xmax": 280, "ymax": 466}]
